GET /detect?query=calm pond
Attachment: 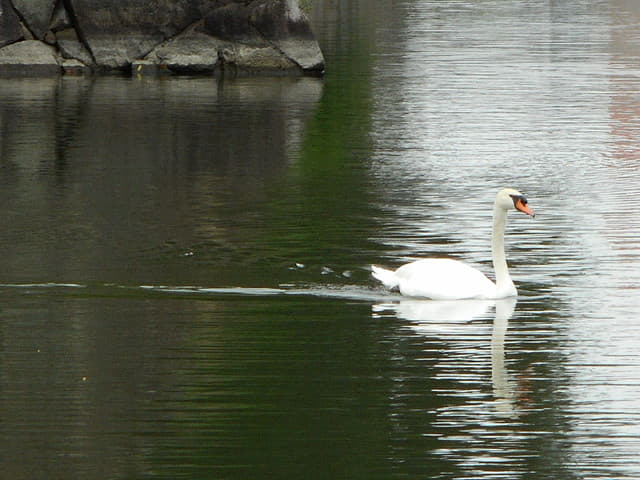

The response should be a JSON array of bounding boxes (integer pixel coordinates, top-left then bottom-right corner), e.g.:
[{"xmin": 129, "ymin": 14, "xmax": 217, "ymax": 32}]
[{"xmin": 1, "ymin": 0, "xmax": 640, "ymax": 478}]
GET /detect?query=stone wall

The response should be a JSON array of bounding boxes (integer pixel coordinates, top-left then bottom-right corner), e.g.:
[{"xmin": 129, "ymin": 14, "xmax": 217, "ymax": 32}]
[{"xmin": 0, "ymin": 0, "xmax": 324, "ymax": 76}]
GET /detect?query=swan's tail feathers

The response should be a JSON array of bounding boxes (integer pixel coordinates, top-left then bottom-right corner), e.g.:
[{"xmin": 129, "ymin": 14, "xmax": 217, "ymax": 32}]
[{"xmin": 371, "ymin": 265, "xmax": 399, "ymax": 290}]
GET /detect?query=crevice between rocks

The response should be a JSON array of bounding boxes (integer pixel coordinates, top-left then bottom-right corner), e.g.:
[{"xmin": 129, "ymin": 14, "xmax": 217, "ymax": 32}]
[
  {"xmin": 59, "ymin": 0, "xmax": 96, "ymax": 65},
  {"xmin": 8, "ymin": 1, "xmax": 36, "ymax": 40}
]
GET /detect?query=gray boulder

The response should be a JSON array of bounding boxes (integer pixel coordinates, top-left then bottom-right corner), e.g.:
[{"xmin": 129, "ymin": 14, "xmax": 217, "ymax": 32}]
[
  {"xmin": 50, "ymin": 1, "xmax": 73, "ymax": 32},
  {"xmin": 60, "ymin": 57, "xmax": 90, "ymax": 75},
  {"xmin": 11, "ymin": 0, "xmax": 57, "ymax": 39},
  {"xmin": 145, "ymin": 29, "xmax": 223, "ymax": 74},
  {"xmin": 70, "ymin": 0, "xmax": 202, "ymax": 69},
  {"xmin": 249, "ymin": 0, "xmax": 324, "ymax": 72},
  {"xmin": 0, "ymin": 0, "xmax": 324, "ymax": 75},
  {"xmin": 144, "ymin": 21, "xmax": 299, "ymax": 76},
  {"xmin": 202, "ymin": 0, "xmax": 324, "ymax": 74},
  {"xmin": 203, "ymin": 3, "xmax": 255, "ymax": 43},
  {"xmin": 57, "ymin": 29, "xmax": 94, "ymax": 67},
  {"xmin": 0, "ymin": 40, "xmax": 59, "ymax": 76},
  {"xmin": 0, "ymin": 0, "xmax": 23, "ymax": 47},
  {"xmin": 220, "ymin": 43, "xmax": 298, "ymax": 74}
]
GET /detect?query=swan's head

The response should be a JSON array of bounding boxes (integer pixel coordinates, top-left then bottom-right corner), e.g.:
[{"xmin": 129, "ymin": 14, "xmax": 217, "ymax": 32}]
[{"xmin": 496, "ymin": 188, "xmax": 535, "ymax": 217}]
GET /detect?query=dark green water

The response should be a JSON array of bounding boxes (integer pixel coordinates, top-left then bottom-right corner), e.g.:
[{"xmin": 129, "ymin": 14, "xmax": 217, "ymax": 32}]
[{"xmin": 1, "ymin": 0, "xmax": 640, "ymax": 478}]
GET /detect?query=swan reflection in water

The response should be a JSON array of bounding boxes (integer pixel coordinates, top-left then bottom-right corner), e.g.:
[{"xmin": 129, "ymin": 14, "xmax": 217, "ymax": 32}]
[
  {"xmin": 491, "ymin": 297, "xmax": 518, "ymax": 417},
  {"xmin": 373, "ymin": 296, "xmax": 519, "ymax": 417}
]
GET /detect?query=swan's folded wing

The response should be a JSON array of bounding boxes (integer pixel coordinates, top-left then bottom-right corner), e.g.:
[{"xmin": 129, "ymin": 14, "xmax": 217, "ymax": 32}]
[{"xmin": 394, "ymin": 258, "xmax": 496, "ymax": 300}]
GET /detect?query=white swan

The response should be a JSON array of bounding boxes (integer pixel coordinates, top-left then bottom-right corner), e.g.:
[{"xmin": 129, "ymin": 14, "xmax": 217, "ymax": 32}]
[{"xmin": 371, "ymin": 188, "xmax": 534, "ymax": 300}]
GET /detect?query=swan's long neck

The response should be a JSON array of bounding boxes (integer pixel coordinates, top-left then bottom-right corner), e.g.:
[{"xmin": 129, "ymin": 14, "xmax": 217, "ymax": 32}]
[{"xmin": 491, "ymin": 205, "xmax": 514, "ymax": 294}]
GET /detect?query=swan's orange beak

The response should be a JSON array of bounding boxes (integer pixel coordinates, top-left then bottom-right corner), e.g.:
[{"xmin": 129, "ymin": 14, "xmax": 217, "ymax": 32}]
[{"xmin": 515, "ymin": 198, "xmax": 535, "ymax": 217}]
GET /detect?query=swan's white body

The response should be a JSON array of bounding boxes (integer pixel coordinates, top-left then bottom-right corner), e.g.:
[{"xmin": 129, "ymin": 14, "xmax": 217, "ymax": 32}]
[
  {"xmin": 372, "ymin": 188, "xmax": 534, "ymax": 300},
  {"xmin": 372, "ymin": 258, "xmax": 503, "ymax": 300}
]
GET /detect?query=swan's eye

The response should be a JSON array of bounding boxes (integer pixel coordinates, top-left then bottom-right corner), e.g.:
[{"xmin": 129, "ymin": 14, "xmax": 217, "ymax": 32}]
[{"xmin": 510, "ymin": 194, "xmax": 527, "ymax": 207}]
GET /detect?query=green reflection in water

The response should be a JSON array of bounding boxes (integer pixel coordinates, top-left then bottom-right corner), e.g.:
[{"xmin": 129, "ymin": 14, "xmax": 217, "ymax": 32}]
[
  {"xmin": 261, "ymin": 33, "xmax": 382, "ymax": 280},
  {"xmin": 149, "ymin": 297, "xmax": 395, "ymax": 479}
]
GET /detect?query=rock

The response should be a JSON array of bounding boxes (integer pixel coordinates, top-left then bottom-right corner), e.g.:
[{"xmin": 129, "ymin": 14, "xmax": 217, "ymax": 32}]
[
  {"xmin": 50, "ymin": 1, "xmax": 72, "ymax": 32},
  {"xmin": 220, "ymin": 43, "xmax": 298, "ymax": 74},
  {"xmin": 70, "ymin": 0, "xmax": 202, "ymax": 69},
  {"xmin": 145, "ymin": 30, "xmax": 223, "ymax": 74},
  {"xmin": 131, "ymin": 59, "xmax": 170, "ymax": 77},
  {"xmin": 201, "ymin": 1, "xmax": 312, "ymax": 75},
  {"xmin": 19, "ymin": 20, "xmax": 35, "ymax": 40},
  {"xmin": 11, "ymin": 0, "xmax": 57, "ymax": 40},
  {"xmin": 249, "ymin": 0, "xmax": 324, "ymax": 72},
  {"xmin": 0, "ymin": 40, "xmax": 59, "ymax": 76},
  {"xmin": 57, "ymin": 28, "xmax": 94, "ymax": 65},
  {"xmin": 203, "ymin": 3, "xmax": 255, "ymax": 43},
  {"xmin": 61, "ymin": 57, "xmax": 90, "ymax": 75},
  {"xmin": 273, "ymin": 36, "xmax": 324, "ymax": 73},
  {"xmin": 0, "ymin": 0, "xmax": 23, "ymax": 47},
  {"xmin": 90, "ymin": 36, "xmax": 160, "ymax": 71},
  {"xmin": 58, "ymin": 39, "xmax": 93, "ymax": 65},
  {"xmin": 145, "ymin": 20, "xmax": 300, "ymax": 75},
  {"xmin": 0, "ymin": 0, "xmax": 324, "ymax": 75},
  {"xmin": 43, "ymin": 30, "xmax": 57, "ymax": 45}
]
